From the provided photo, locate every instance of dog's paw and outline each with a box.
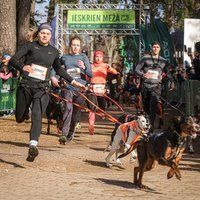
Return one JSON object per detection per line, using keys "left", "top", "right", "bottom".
{"left": 106, "top": 162, "right": 113, "bottom": 168}
{"left": 175, "top": 169, "right": 181, "bottom": 180}
{"left": 57, "top": 128, "right": 62, "bottom": 134}
{"left": 138, "top": 184, "right": 150, "bottom": 190}
{"left": 167, "top": 169, "right": 175, "bottom": 179}
{"left": 116, "top": 158, "right": 122, "bottom": 165}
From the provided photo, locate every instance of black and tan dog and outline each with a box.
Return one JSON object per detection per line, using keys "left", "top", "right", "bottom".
{"left": 46, "top": 88, "right": 63, "bottom": 134}
{"left": 130, "top": 115, "right": 200, "bottom": 189}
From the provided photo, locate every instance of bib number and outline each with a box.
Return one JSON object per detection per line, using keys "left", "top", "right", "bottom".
{"left": 147, "top": 69, "right": 159, "bottom": 80}
{"left": 93, "top": 84, "right": 105, "bottom": 94}
{"left": 28, "top": 64, "right": 47, "bottom": 80}
{"left": 67, "top": 68, "right": 81, "bottom": 79}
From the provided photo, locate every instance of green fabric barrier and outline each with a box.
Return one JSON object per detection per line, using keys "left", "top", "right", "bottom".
{"left": 185, "top": 80, "right": 200, "bottom": 115}
{"left": 0, "top": 78, "right": 18, "bottom": 111}
{"left": 166, "top": 81, "right": 186, "bottom": 104}
{"left": 165, "top": 80, "right": 200, "bottom": 114}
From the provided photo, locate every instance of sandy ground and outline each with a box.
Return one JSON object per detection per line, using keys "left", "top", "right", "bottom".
{"left": 0, "top": 106, "right": 200, "bottom": 200}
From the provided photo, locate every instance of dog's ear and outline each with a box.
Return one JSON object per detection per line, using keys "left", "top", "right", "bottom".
{"left": 136, "top": 110, "right": 145, "bottom": 116}
{"left": 128, "top": 113, "right": 137, "bottom": 121}
{"left": 168, "top": 116, "right": 183, "bottom": 132}
{"left": 136, "top": 111, "right": 140, "bottom": 115}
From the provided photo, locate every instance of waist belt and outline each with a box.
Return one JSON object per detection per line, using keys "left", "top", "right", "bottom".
{"left": 19, "top": 78, "right": 50, "bottom": 89}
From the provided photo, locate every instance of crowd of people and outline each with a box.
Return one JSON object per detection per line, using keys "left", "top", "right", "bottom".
{"left": 177, "top": 44, "right": 200, "bottom": 82}
{"left": 1, "top": 22, "right": 199, "bottom": 161}
{"left": 0, "top": 54, "right": 19, "bottom": 81}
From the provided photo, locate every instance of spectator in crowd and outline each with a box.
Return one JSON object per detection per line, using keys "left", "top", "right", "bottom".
{"left": 192, "top": 43, "right": 200, "bottom": 81}
{"left": 184, "top": 45, "right": 195, "bottom": 79}
{"left": 86, "top": 51, "right": 118, "bottom": 135}
{"left": 106, "top": 63, "right": 120, "bottom": 107}
{"left": 114, "top": 64, "right": 124, "bottom": 104}
{"left": 51, "top": 36, "right": 92, "bottom": 144}
{"left": 124, "top": 71, "right": 141, "bottom": 110}
{"left": 184, "top": 46, "right": 192, "bottom": 70}
{"left": 135, "top": 41, "right": 175, "bottom": 129}
{"left": 0, "top": 54, "right": 13, "bottom": 81}
{"left": 9, "top": 23, "right": 85, "bottom": 162}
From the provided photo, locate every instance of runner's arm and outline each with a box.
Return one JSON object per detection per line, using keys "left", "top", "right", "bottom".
{"left": 9, "top": 43, "right": 30, "bottom": 72}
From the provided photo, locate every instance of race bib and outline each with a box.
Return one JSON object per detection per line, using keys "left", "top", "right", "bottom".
{"left": 147, "top": 69, "right": 159, "bottom": 80}
{"left": 28, "top": 64, "right": 47, "bottom": 80}
{"left": 67, "top": 68, "right": 81, "bottom": 79}
{"left": 112, "top": 79, "right": 117, "bottom": 84}
{"left": 93, "top": 84, "right": 105, "bottom": 94}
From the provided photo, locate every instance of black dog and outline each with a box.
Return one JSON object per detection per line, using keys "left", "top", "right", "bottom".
{"left": 46, "top": 88, "right": 63, "bottom": 134}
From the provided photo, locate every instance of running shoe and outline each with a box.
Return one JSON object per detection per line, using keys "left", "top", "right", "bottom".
{"left": 26, "top": 146, "right": 39, "bottom": 162}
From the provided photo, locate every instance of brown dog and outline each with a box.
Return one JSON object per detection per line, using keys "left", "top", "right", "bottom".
{"left": 132, "top": 115, "right": 200, "bottom": 189}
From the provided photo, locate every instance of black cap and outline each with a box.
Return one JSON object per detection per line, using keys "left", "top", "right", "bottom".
{"left": 38, "top": 23, "right": 52, "bottom": 33}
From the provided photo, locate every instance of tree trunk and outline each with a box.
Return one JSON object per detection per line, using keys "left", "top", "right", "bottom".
{"left": 48, "top": 0, "right": 60, "bottom": 22}
{"left": 17, "top": 0, "right": 33, "bottom": 49}
{"left": 104, "top": 35, "right": 118, "bottom": 66}
{"left": 0, "top": 0, "right": 16, "bottom": 55}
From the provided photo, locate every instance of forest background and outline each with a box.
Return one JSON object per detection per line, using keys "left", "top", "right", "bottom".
{"left": 0, "top": 0, "right": 199, "bottom": 69}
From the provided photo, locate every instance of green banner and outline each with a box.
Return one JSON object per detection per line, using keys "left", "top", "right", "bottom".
{"left": 67, "top": 10, "right": 135, "bottom": 29}
{"left": 140, "top": 19, "right": 175, "bottom": 66}
{"left": 0, "top": 78, "right": 18, "bottom": 111}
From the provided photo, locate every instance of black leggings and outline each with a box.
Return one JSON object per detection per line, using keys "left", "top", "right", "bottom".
{"left": 142, "top": 86, "right": 161, "bottom": 128}
{"left": 86, "top": 93, "right": 106, "bottom": 112}
{"left": 15, "top": 85, "right": 49, "bottom": 141}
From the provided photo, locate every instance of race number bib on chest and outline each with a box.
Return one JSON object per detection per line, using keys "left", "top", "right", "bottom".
{"left": 93, "top": 84, "right": 105, "bottom": 94}
{"left": 147, "top": 69, "right": 159, "bottom": 80}
{"left": 28, "top": 64, "right": 47, "bottom": 80}
{"left": 67, "top": 68, "right": 81, "bottom": 79}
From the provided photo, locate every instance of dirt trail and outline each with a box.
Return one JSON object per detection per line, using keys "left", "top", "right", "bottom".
{"left": 0, "top": 106, "right": 200, "bottom": 200}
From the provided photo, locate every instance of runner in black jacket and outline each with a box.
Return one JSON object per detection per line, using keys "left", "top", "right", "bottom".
{"left": 9, "top": 23, "right": 85, "bottom": 162}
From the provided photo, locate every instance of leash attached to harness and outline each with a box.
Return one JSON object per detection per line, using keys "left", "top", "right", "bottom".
{"left": 86, "top": 90, "right": 125, "bottom": 113}
{"left": 103, "top": 93, "right": 125, "bottom": 112}
{"left": 49, "top": 91, "right": 121, "bottom": 125}
{"left": 78, "top": 91, "right": 121, "bottom": 125}
{"left": 150, "top": 87, "right": 185, "bottom": 116}
{"left": 49, "top": 92, "right": 104, "bottom": 119}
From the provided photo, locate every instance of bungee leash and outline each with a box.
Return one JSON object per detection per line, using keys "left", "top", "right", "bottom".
{"left": 49, "top": 92, "right": 104, "bottom": 119}
{"left": 78, "top": 91, "right": 121, "bottom": 124}
{"left": 48, "top": 89, "right": 121, "bottom": 125}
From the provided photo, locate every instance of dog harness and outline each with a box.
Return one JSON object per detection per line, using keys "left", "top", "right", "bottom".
{"left": 120, "top": 121, "right": 144, "bottom": 146}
